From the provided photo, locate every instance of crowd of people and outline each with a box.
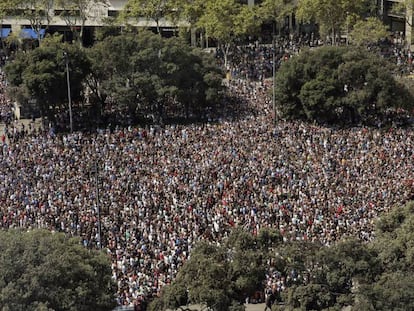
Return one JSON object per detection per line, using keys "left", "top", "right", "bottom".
{"left": 0, "top": 34, "right": 413, "bottom": 309}
{"left": 222, "top": 31, "right": 414, "bottom": 83}
{"left": 0, "top": 78, "right": 412, "bottom": 308}
{"left": 222, "top": 33, "right": 320, "bottom": 82}
{"left": 0, "top": 68, "right": 14, "bottom": 125}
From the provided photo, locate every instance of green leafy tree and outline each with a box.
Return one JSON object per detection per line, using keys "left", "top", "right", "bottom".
{"left": 0, "top": 0, "right": 19, "bottom": 49}
{"left": 0, "top": 229, "right": 116, "bottom": 311}
{"left": 280, "top": 239, "right": 380, "bottom": 310}
{"left": 87, "top": 31, "right": 223, "bottom": 123}
{"left": 197, "top": 0, "right": 259, "bottom": 68}
{"left": 122, "top": 0, "right": 171, "bottom": 34}
{"left": 274, "top": 46, "right": 345, "bottom": 122}
{"left": 296, "top": 0, "right": 371, "bottom": 44}
{"left": 15, "top": 0, "right": 54, "bottom": 45}
{"left": 348, "top": 17, "right": 389, "bottom": 46}
{"left": 234, "top": 4, "right": 261, "bottom": 40}
{"left": 160, "top": 36, "right": 224, "bottom": 119}
{"left": 354, "top": 202, "right": 414, "bottom": 311}
{"left": 274, "top": 46, "right": 414, "bottom": 124}
{"left": 87, "top": 32, "right": 166, "bottom": 122}
{"left": 94, "top": 17, "right": 123, "bottom": 41}
{"left": 258, "top": 0, "right": 297, "bottom": 36}
{"left": 192, "top": 48, "right": 224, "bottom": 108}
{"left": 54, "top": 0, "right": 109, "bottom": 46}
{"left": 339, "top": 47, "right": 413, "bottom": 121}
{"left": 168, "top": 0, "right": 207, "bottom": 46}
{"left": 4, "top": 38, "right": 91, "bottom": 124}
{"left": 299, "top": 75, "right": 341, "bottom": 122}
{"left": 151, "top": 228, "right": 281, "bottom": 311}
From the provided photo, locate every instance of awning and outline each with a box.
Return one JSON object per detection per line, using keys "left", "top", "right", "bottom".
{"left": 0, "top": 28, "right": 11, "bottom": 38}
{"left": 20, "top": 29, "right": 46, "bottom": 39}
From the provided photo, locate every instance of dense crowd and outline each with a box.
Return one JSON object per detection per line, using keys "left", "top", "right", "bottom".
{"left": 0, "top": 68, "right": 14, "bottom": 125}
{"left": 222, "top": 34, "right": 320, "bottom": 82}
{"left": 0, "top": 34, "right": 413, "bottom": 309}
{"left": 0, "top": 78, "right": 413, "bottom": 308}
{"left": 222, "top": 32, "right": 414, "bottom": 83}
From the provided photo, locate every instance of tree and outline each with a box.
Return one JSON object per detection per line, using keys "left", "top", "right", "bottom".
{"left": 274, "top": 46, "right": 345, "bottom": 122}
{"left": 122, "top": 0, "right": 171, "bottom": 34}
{"left": 348, "top": 17, "right": 389, "bottom": 46}
{"left": 168, "top": 0, "right": 207, "bottom": 46}
{"left": 4, "top": 38, "right": 91, "bottom": 126}
{"left": 233, "top": 4, "right": 261, "bottom": 41}
{"left": 281, "top": 202, "right": 414, "bottom": 311}
{"left": 54, "top": 0, "right": 109, "bottom": 46}
{"left": 87, "top": 31, "right": 166, "bottom": 123}
{"left": 15, "top": 0, "right": 54, "bottom": 45}
{"left": 197, "top": 0, "right": 259, "bottom": 68}
{"left": 87, "top": 31, "right": 223, "bottom": 124}
{"left": 298, "top": 75, "right": 341, "bottom": 122}
{"left": 160, "top": 36, "right": 224, "bottom": 119}
{"left": 296, "top": 0, "right": 371, "bottom": 44}
{"left": 0, "top": 229, "right": 116, "bottom": 311}
{"left": 271, "top": 238, "right": 380, "bottom": 311}
{"left": 0, "top": 0, "right": 18, "bottom": 50}
{"left": 355, "top": 202, "right": 414, "bottom": 311}
{"left": 150, "top": 228, "right": 281, "bottom": 311}
{"left": 258, "top": 0, "right": 297, "bottom": 36}
{"left": 274, "top": 46, "right": 414, "bottom": 124}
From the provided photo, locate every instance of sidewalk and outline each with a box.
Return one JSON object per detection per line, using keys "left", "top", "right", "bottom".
{"left": 0, "top": 117, "right": 43, "bottom": 138}
{"left": 167, "top": 303, "right": 266, "bottom": 311}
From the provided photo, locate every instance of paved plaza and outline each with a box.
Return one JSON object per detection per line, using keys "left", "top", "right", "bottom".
{"left": 168, "top": 304, "right": 266, "bottom": 311}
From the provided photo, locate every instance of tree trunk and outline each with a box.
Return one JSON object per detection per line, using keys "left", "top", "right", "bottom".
{"left": 80, "top": 19, "right": 86, "bottom": 47}
{"left": 221, "top": 42, "right": 231, "bottom": 69}
{"left": 190, "top": 27, "right": 196, "bottom": 47}
{"left": 156, "top": 20, "right": 161, "bottom": 35}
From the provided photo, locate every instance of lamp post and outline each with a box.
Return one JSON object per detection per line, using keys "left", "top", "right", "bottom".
{"left": 63, "top": 51, "right": 73, "bottom": 133}
{"left": 345, "top": 12, "right": 349, "bottom": 45}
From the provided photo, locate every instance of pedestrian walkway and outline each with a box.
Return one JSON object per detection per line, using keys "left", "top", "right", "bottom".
{"left": 0, "top": 117, "right": 42, "bottom": 139}
{"left": 166, "top": 303, "right": 266, "bottom": 311}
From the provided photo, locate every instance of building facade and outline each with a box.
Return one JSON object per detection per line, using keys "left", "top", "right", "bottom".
{"left": 381, "top": 0, "right": 413, "bottom": 47}
{"left": 0, "top": 0, "right": 413, "bottom": 48}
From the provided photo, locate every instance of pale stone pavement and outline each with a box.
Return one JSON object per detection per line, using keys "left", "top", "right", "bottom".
{"left": 168, "top": 303, "right": 267, "bottom": 311}
{"left": 0, "top": 117, "right": 43, "bottom": 139}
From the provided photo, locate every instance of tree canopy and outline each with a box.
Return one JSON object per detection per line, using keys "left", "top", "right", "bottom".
{"left": 348, "top": 17, "right": 389, "bottom": 46}
{"left": 15, "top": 0, "right": 54, "bottom": 45}
{"left": 149, "top": 228, "right": 282, "bottom": 311}
{"left": 54, "top": 0, "right": 109, "bottom": 46}
{"left": 0, "top": 229, "right": 116, "bottom": 311}
{"left": 4, "top": 36, "right": 91, "bottom": 124}
{"left": 87, "top": 31, "right": 224, "bottom": 124}
{"left": 3, "top": 31, "right": 223, "bottom": 129}
{"left": 122, "top": 0, "right": 171, "bottom": 34}
{"left": 258, "top": 0, "right": 297, "bottom": 35}
{"left": 296, "top": 0, "right": 374, "bottom": 44}
{"left": 274, "top": 45, "right": 414, "bottom": 125}
{"left": 197, "top": 0, "right": 259, "bottom": 67}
